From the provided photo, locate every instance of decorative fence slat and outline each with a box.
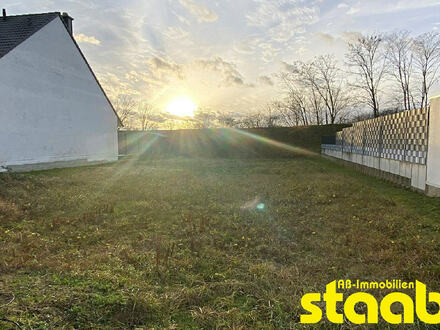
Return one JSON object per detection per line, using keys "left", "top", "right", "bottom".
{"left": 326, "top": 108, "right": 429, "bottom": 165}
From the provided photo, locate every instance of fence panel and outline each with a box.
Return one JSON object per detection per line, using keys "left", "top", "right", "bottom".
{"left": 381, "top": 111, "right": 407, "bottom": 161}
{"left": 363, "top": 117, "right": 382, "bottom": 157}
{"left": 405, "top": 107, "right": 429, "bottom": 164}
{"left": 334, "top": 108, "right": 429, "bottom": 165}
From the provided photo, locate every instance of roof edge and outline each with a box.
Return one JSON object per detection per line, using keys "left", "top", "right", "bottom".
{"left": 54, "top": 15, "right": 123, "bottom": 127}
{"left": 1, "top": 11, "right": 61, "bottom": 18}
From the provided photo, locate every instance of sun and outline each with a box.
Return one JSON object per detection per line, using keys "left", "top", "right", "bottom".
{"left": 166, "top": 97, "right": 197, "bottom": 117}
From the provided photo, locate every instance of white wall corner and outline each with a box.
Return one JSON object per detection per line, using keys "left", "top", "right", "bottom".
{"left": 427, "top": 96, "right": 440, "bottom": 188}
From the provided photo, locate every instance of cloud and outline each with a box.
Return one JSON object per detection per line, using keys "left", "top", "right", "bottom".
{"left": 258, "top": 41, "right": 281, "bottom": 63}
{"left": 194, "top": 57, "right": 252, "bottom": 87}
{"left": 258, "top": 75, "right": 274, "bottom": 86}
{"left": 280, "top": 61, "right": 295, "bottom": 72}
{"left": 233, "top": 35, "right": 282, "bottom": 62}
{"left": 59, "top": 0, "right": 439, "bottom": 116}
{"left": 74, "top": 33, "right": 101, "bottom": 45}
{"left": 98, "top": 72, "right": 138, "bottom": 99}
{"left": 148, "top": 56, "right": 185, "bottom": 80}
{"left": 246, "top": 0, "right": 320, "bottom": 42}
{"left": 341, "top": 0, "right": 440, "bottom": 16}
{"left": 341, "top": 31, "right": 363, "bottom": 42}
{"left": 233, "top": 36, "right": 261, "bottom": 55}
{"left": 178, "top": 0, "right": 218, "bottom": 22}
{"left": 316, "top": 32, "right": 335, "bottom": 45}
{"left": 162, "top": 26, "right": 190, "bottom": 40}
{"left": 347, "top": 7, "right": 360, "bottom": 15}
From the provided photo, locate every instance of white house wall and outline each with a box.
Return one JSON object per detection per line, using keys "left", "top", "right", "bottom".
{"left": 427, "top": 96, "right": 440, "bottom": 191}
{"left": 0, "top": 17, "right": 118, "bottom": 169}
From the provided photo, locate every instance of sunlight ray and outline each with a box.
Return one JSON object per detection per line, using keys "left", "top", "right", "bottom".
{"left": 227, "top": 128, "right": 316, "bottom": 156}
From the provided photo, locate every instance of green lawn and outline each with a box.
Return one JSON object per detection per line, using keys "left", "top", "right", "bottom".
{"left": 1, "top": 156, "right": 440, "bottom": 328}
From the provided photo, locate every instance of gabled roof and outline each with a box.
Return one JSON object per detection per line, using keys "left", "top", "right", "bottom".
{"left": 0, "top": 12, "right": 59, "bottom": 59}
{"left": 0, "top": 11, "right": 123, "bottom": 126}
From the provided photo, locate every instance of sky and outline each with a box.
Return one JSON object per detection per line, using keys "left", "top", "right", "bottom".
{"left": 5, "top": 0, "right": 440, "bottom": 114}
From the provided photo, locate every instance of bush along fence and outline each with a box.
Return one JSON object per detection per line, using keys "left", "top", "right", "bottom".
{"left": 118, "top": 125, "right": 348, "bottom": 158}
{"left": 322, "top": 95, "right": 440, "bottom": 197}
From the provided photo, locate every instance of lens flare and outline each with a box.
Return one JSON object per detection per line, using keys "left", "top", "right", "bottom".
{"left": 256, "top": 203, "right": 265, "bottom": 210}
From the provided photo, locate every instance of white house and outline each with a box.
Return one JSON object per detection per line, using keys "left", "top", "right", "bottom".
{"left": 0, "top": 10, "right": 121, "bottom": 172}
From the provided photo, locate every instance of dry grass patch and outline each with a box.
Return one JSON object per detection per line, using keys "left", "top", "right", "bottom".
{"left": 0, "top": 157, "right": 439, "bottom": 328}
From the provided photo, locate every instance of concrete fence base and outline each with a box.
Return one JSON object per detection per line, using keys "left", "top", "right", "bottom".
{"left": 426, "top": 184, "right": 440, "bottom": 197}
{"left": 322, "top": 148, "right": 429, "bottom": 194}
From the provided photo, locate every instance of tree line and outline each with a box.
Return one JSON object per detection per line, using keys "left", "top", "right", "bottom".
{"left": 114, "top": 31, "right": 440, "bottom": 130}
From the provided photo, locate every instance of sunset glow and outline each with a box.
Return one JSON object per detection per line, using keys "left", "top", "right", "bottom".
{"left": 166, "top": 97, "right": 197, "bottom": 117}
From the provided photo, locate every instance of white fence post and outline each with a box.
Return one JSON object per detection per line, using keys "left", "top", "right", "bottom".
{"left": 427, "top": 95, "right": 440, "bottom": 196}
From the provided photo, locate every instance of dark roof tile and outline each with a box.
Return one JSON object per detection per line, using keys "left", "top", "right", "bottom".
{"left": 0, "top": 12, "right": 59, "bottom": 58}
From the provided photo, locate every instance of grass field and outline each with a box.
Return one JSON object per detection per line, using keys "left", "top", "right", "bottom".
{"left": 1, "top": 155, "right": 440, "bottom": 328}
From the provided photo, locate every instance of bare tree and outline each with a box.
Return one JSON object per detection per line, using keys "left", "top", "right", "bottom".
{"left": 287, "top": 89, "right": 310, "bottom": 125}
{"left": 163, "top": 119, "right": 176, "bottom": 130}
{"left": 113, "top": 94, "right": 136, "bottom": 127}
{"left": 278, "top": 72, "right": 313, "bottom": 126}
{"left": 282, "top": 65, "right": 320, "bottom": 124}
{"left": 412, "top": 31, "right": 440, "bottom": 109}
{"left": 263, "top": 102, "right": 281, "bottom": 127}
{"left": 346, "top": 34, "right": 387, "bottom": 117}
{"left": 217, "top": 112, "right": 238, "bottom": 128}
{"left": 307, "top": 86, "right": 326, "bottom": 125}
{"left": 266, "top": 101, "right": 291, "bottom": 127}
{"left": 235, "top": 103, "right": 282, "bottom": 128}
{"left": 275, "top": 100, "right": 300, "bottom": 127}
{"left": 386, "top": 31, "right": 417, "bottom": 110}
{"left": 311, "top": 55, "right": 351, "bottom": 123}
{"left": 194, "top": 107, "right": 218, "bottom": 128}
{"left": 137, "top": 102, "right": 159, "bottom": 130}
{"left": 279, "top": 56, "right": 349, "bottom": 125}
{"left": 236, "top": 112, "right": 267, "bottom": 128}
